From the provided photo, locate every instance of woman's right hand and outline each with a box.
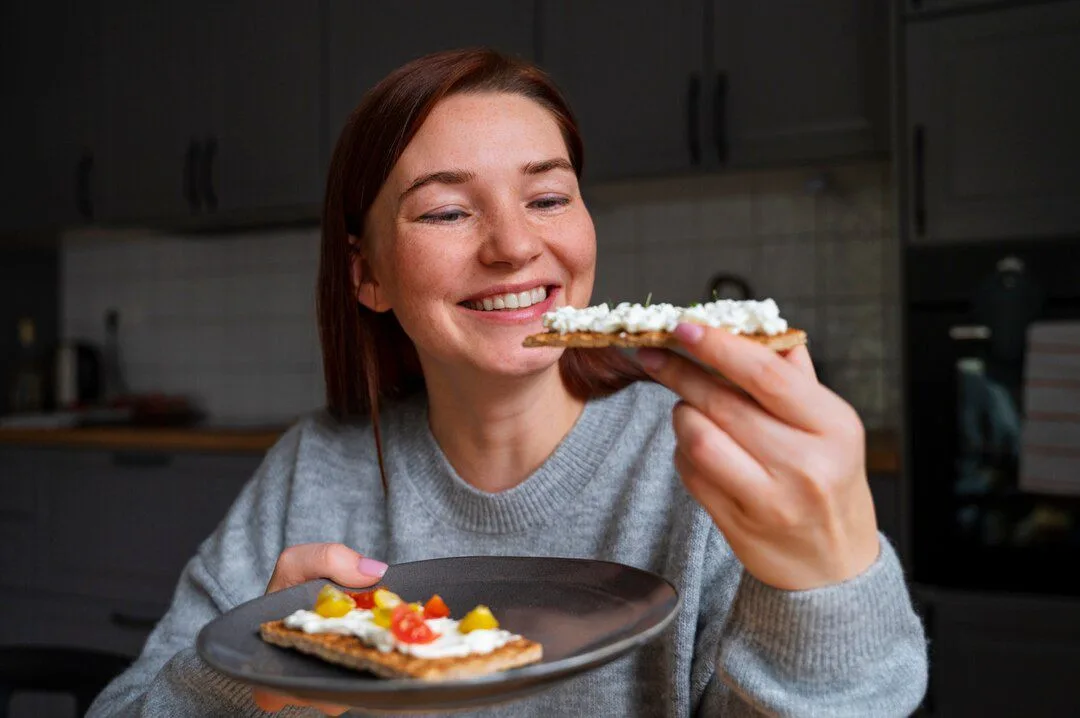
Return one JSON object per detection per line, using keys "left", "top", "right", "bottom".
{"left": 252, "top": 543, "right": 389, "bottom": 715}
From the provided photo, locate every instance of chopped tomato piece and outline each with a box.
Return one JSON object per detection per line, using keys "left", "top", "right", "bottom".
{"left": 346, "top": 590, "right": 376, "bottom": 610}
{"left": 423, "top": 594, "right": 450, "bottom": 619}
{"left": 390, "top": 603, "right": 439, "bottom": 644}
{"left": 459, "top": 605, "right": 499, "bottom": 633}
{"left": 314, "top": 584, "right": 355, "bottom": 618}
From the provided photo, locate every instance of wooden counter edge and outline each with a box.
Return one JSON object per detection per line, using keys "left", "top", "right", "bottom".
{"left": 0, "top": 426, "right": 286, "bottom": 453}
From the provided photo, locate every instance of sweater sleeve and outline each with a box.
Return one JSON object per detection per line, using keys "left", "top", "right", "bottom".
{"left": 85, "top": 423, "right": 319, "bottom": 718}
{"left": 695, "top": 534, "right": 929, "bottom": 717}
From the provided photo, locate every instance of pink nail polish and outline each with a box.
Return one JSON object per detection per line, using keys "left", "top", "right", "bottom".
{"left": 358, "top": 557, "right": 388, "bottom": 578}
{"left": 674, "top": 322, "right": 704, "bottom": 343}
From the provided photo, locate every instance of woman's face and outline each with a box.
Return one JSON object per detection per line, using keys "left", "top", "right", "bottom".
{"left": 359, "top": 92, "right": 596, "bottom": 379}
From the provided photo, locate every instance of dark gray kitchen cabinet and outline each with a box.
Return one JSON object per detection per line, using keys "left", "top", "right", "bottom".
{"left": 539, "top": 1, "right": 704, "bottom": 183}
{"left": 96, "top": 1, "right": 202, "bottom": 224}
{"left": 96, "top": 1, "right": 321, "bottom": 225}
{"left": 322, "top": 0, "right": 536, "bottom": 171}
{"left": 0, "top": 447, "right": 259, "bottom": 659}
{"left": 918, "top": 588, "right": 1080, "bottom": 716}
{"left": 904, "top": 2, "right": 1080, "bottom": 243}
{"left": 711, "top": 0, "right": 889, "bottom": 168}
{"left": 204, "top": 2, "right": 322, "bottom": 216}
{"left": 0, "top": 1, "right": 100, "bottom": 233}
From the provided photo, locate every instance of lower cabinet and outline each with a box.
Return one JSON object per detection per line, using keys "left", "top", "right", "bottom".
{"left": 0, "top": 447, "right": 260, "bottom": 659}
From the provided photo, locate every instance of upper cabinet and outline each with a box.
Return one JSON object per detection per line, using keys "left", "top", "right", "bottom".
{"left": 323, "top": 0, "right": 537, "bottom": 170}
{"left": 904, "top": 2, "right": 1080, "bottom": 243}
{"left": 0, "top": 1, "right": 100, "bottom": 232}
{"left": 539, "top": 1, "right": 704, "bottom": 184}
{"left": 537, "top": 0, "right": 888, "bottom": 183}
{"left": 2, "top": 0, "right": 891, "bottom": 234}
{"left": 711, "top": 0, "right": 889, "bottom": 168}
{"left": 95, "top": 1, "right": 322, "bottom": 225}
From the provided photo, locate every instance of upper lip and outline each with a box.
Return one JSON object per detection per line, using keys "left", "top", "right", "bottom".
{"left": 460, "top": 280, "right": 558, "bottom": 304}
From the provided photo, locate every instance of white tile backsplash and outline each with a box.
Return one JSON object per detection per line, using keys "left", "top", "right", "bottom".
{"left": 59, "top": 160, "right": 899, "bottom": 428}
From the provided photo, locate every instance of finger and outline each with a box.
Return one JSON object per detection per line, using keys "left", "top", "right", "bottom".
{"left": 642, "top": 346, "right": 811, "bottom": 463}
{"left": 266, "top": 542, "right": 388, "bottom": 594}
{"left": 672, "top": 402, "right": 773, "bottom": 513}
{"left": 667, "top": 323, "right": 839, "bottom": 432}
{"left": 783, "top": 344, "right": 817, "bottom": 381}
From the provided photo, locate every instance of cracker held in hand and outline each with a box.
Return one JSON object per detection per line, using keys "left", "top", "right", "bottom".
{"left": 259, "top": 585, "right": 543, "bottom": 681}
{"left": 523, "top": 298, "right": 807, "bottom": 351}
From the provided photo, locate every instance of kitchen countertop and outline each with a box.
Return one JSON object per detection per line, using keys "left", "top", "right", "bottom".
{"left": 0, "top": 425, "right": 903, "bottom": 473}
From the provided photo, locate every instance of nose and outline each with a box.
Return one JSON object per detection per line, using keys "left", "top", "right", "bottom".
{"left": 477, "top": 204, "right": 542, "bottom": 269}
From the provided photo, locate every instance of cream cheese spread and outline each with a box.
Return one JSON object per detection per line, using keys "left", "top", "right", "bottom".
{"left": 541, "top": 299, "right": 788, "bottom": 335}
{"left": 283, "top": 608, "right": 519, "bottom": 659}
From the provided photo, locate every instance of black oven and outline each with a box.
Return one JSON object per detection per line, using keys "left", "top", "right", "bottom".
{"left": 906, "top": 238, "right": 1080, "bottom": 597}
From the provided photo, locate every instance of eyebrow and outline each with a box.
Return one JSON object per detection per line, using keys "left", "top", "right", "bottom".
{"left": 399, "top": 158, "right": 575, "bottom": 202}
{"left": 400, "top": 169, "right": 477, "bottom": 201}
{"left": 521, "top": 158, "right": 575, "bottom": 175}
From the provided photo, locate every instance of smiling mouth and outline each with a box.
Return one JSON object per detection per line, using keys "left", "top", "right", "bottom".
{"left": 460, "top": 286, "right": 554, "bottom": 312}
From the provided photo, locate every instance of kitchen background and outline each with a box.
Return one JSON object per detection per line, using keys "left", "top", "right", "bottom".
{"left": 3, "top": 1, "right": 1080, "bottom": 716}
{"left": 56, "top": 161, "right": 896, "bottom": 428}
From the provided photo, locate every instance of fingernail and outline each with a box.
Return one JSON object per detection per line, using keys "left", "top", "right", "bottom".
{"left": 636, "top": 348, "right": 667, "bottom": 372}
{"left": 358, "top": 557, "right": 388, "bottom": 578}
{"left": 674, "top": 322, "right": 704, "bottom": 344}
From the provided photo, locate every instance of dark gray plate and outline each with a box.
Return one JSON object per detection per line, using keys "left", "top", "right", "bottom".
{"left": 196, "top": 555, "right": 679, "bottom": 712}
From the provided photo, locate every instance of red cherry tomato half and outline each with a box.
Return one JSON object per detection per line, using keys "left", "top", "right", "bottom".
{"left": 423, "top": 594, "right": 450, "bottom": 619}
{"left": 390, "top": 603, "right": 439, "bottom": 644}
{"left": 347, "top": 590, "right": 376, "bottom": 610}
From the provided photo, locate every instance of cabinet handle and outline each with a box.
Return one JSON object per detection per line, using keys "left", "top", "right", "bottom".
{"left": 76, "top": 151, "right": 94, "bottom": 220}
{"left": 713, "top": 72, "right": 729, "bottom": 164}
{"left": 110, "top": 612, "right": 163, "bottom": 631}
{"left": 913, "top": 124, "right": 926, "bottom": 236}
{"left": 183, "top": 139, "right": 201, "bottom": 213}
{"left": 687, "top": 73, "right": 701, "bottom": 165}
{"left": 200, "top": 135, "right": 219, "bottom": 212}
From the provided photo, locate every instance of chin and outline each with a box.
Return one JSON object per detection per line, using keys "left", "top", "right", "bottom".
{"left": 479, "top": 347, "right": 563, "bottom": 379}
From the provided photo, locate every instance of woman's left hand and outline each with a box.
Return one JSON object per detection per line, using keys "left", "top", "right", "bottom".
{"left": 637, "top": 323, "right": 880, "bottom": 591}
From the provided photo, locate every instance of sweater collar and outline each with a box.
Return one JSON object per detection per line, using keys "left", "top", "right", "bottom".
{"left": 386, "top": 386, "right": 638, "bottom": 534}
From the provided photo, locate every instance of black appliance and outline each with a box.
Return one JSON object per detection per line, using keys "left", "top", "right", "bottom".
{"left": 906, "top": 238, "right": 1080, "bottom": 597}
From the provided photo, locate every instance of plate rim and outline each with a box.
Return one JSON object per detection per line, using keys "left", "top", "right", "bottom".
{"left": 195, "top": 554, "right": 682, "bottom": 696}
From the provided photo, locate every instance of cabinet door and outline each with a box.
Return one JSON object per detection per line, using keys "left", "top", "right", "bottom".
{"left": 323, "top": 0, "right": 536, "bottom": 172}
{"left": 711, "top": 0, "right": 888, "bottom": 168}
{"left": 40, "top": 450, "right": 258, "bottom": 603}
{"left": 0, "top": 1, "right": 99, "bottom": 232}
{"left": 539, "top": 0, "right": 704, "bottom": 183}
{"left": 205, "top": 2, "right": 322, "bottom": 215}
{"left": 96, "top": 1, "right": 200, "bottom": 223}
{"left": 905, "top": 3, "right": 1080, "bottom": 243}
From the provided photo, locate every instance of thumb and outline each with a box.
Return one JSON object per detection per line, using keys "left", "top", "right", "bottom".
{"left": 266, "top": 542, "right": 388, "bottom": 594}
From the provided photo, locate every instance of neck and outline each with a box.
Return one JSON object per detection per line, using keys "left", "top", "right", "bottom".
{"left": 423, "top": 361, "right": 585, "bottom": 493}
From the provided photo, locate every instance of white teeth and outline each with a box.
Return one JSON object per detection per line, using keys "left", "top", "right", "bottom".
{"left": 467, "top": 286, "right": 551, "bottom": 312}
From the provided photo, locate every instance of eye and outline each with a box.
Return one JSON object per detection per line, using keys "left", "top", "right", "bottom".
{"left": 418, "top": 209, "right": 470, "bottom": 224}
{"left": 529, "top": 195, "right": 571, "bottom": 211}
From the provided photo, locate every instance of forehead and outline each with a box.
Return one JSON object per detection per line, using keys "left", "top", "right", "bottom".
{"left": 393, "top": 92, "right": 568, "bottom": 177}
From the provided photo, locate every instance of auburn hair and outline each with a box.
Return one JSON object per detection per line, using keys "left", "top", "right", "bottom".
{"left": 317, "top": 48, "right": 647, "bottom": 487}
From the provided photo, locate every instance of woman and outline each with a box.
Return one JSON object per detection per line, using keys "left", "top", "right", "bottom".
{"left": 89, "top": 49, "right": 927, "bottom": 717}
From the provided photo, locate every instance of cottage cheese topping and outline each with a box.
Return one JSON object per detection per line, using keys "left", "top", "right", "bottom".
{"left": 283, "top": 609, "right": 518, "bottom": 659}
{"left": 541, "top": 299, "right": 788, "bottom": 336}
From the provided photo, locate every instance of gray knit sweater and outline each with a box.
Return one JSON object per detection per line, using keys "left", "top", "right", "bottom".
{"left": 88, "top": 381, "right": 927, "bottom": 717}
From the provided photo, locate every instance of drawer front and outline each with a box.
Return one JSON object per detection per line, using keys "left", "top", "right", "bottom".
{"left": 0, "top": 587, "right": 165, "bottom": 658}
{"left": 39, "top": 450, "right": 259, "bottom": 602}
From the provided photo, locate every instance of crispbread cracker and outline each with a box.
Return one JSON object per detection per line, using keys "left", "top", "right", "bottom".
{"left": 523, "top": 327, "right": 807, "bottom": 351}
{"left": 259, "top": 620, "right": 543, "bottom": 681}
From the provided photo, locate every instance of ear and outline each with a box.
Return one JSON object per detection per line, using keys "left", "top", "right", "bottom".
{"left": 349, "top": 235, "right": 393, "bottom": 313}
